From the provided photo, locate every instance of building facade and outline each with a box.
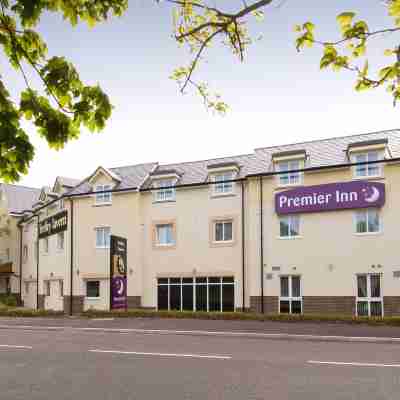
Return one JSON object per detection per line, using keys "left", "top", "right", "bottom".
{"left": 1, "top": 130, "right": 400, "bottom": 316}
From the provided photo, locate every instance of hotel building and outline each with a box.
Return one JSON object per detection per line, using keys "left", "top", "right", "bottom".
{"left": 1, "top": 129, "right": 399, "bottom": 316}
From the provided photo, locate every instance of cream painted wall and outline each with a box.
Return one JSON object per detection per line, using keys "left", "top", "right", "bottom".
{"left": 247, "top": 163, "right": 400, "bottom": 300}
{"left": 72, "top": 173, "right": 142, "bottom": 311}
{"left": 140, "top": 183, "right": 244, "bottom": 309}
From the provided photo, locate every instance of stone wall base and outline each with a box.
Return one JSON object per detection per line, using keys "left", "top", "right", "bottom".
{"left": 303, "top": 296, "right": 356, "bottom": 315}
{"left": 127, "top": 296, "right": 141, "bottom": 309}
{"left": 250, "top": 296, "right": 279, "bottom": 314}
{"left": 63, "top": 296, "right": 84, "bottom": 314}
{"left": 37, "top": 295, "right": 45, "bottom": 310}
{"left": 384, "top": 297, "right": 400, "bottom": 316}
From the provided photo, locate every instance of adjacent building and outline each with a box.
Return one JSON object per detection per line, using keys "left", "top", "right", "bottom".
{"left": 1, "top": 130, "right": 399, "bottom": 316}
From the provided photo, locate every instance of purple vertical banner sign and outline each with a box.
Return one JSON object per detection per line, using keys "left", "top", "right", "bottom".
{"left": 110, "top": 235, "right": 128, "bottom": 310}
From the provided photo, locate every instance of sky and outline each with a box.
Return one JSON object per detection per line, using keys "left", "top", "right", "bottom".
{"left": 3, "top": 0, "right": 400, "bottom": 188}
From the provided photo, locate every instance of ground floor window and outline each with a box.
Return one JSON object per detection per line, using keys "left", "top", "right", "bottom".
{"left": 279, "top": 275, "right": 302, "bottom": 314}
{"left": 356, "top": 274, "right": 383, "bottom": 317}
{"left": 157, "top": 276, "right": 235, "bottom": 312}
{"left": 86, "top": 281, "right": 100, "bottom": 298}
{"left": 44, "top": 280, "right": 50, "bottom": 296}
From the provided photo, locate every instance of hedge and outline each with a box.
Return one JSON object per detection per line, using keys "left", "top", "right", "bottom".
{"left": 1, "top": 307, "right": 400, "bottom": 326}
{"left": 80, "top": 309, "right": 400, "bottom": 326}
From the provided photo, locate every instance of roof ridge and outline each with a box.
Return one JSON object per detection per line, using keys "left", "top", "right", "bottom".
{"left": 254, "top": 129, "right": 400, "bottom": 152}
{"left": 109, "top": 161, "right": 158, "bottom": 171}
{"left": 1, "top": 183, "right": 41, "bottom": 191}
{"left": 155, "top": 152, "right": 256, "bottom": 169}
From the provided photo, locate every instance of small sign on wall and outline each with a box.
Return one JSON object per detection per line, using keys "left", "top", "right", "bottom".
{"left": 38, "top": 210, "right": 68, "bottom": 239}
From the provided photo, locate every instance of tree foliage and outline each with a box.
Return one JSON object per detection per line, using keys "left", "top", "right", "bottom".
{"left": 1, "top": 0, "right": 400, "bottom": 182}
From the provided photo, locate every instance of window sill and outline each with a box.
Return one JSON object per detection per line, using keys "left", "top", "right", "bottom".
{"left": 352, "top": 175, "right": 384, "bottom": 181}
{"left": 210, "top": 240, "right": 235, "bottom": 248}
{"left": 93, "top": 203, "right": 112, "bottom": 207}
{"left": 354, "top": 232, "right": 382, "bottom": 237}
{"left": 96, "top": 246, "right": 110, "bottom": 249}
{"left": 86, "top": 297, "right": 101, "bottom": 300}
{"left": 275, "top": 183, "right": 303, "bottom": 190}
{"left": 277, "top": 236, "right": 302, "bottom": 240}
{"left": 210, "top": 193, "right": 236, "bottom": 199}
{"left": 153, "top": 200, "right": 176, "bottom": 204}
{"left": 153, "top": 243, "right": 176, "bottom": 250}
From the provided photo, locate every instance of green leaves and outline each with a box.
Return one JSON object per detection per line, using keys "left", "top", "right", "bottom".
{"left": 0, "top": 1, "right": 118, "bottom": 181}
{"left": 337, "top": 12, "right": 355, "bottom": 33}
{"left": 0, "top": 80, "right": 34, "bottom": 182}
{"left": 295, "top": 22, "right": 315, "bottom": 51}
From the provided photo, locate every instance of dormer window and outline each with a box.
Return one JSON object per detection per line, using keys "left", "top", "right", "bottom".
{"left": 276, "top": 159, "right": 302, "bottom": 186}
{"left": 154, "top": 179, "right": 176, "bottom": 202}
{"left": 95, "top": 184, "right": 112, "bottom": 205}
{"left": 213, "top": 171, "right": 234, "bottom": 195}
{"left": 273, "top": 150, "right": 306, "bottom": 187}
{"left": 353, "top": 151, "right": 382, "bottom": 178}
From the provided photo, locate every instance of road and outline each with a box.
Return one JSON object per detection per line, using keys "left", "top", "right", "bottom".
{"left": 0, "top": 318, "right": 399, "bottom": 400}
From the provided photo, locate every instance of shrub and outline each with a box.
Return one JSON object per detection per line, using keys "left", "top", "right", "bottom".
{"left": 0, "top": 294, "right": 18, "bottom": 307}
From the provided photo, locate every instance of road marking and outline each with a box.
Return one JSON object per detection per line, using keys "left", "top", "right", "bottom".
{"left": 308, "top": 360, "right": 400, "bottom": 368}
{"left": 1, "top": 324, "right": 400, "bottom": 343}
{"left": 89, "top": 350, "right": 232, "bottom": 360}
{"left": 0, "top": 345, "right": 32, "bottom": 349}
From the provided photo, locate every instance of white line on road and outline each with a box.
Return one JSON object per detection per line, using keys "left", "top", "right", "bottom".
{"left": 0, "top": 345, "right": 32, "bottom": 349}
{"left": 89, "top": 350, "right": 232, "bottom": 360}
{"left": 1, "top": 324, "right": 400, "bottom": 343}
{"left": 308, "top": 360, "right": 400, "bottom": 368}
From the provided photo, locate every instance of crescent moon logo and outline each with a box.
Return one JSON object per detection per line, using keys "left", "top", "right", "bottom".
{"left": 116, "top": 279, "right": 124, "bottom": 296}
{"left": 363, "top": 186, "right": 380, "bottom": 203}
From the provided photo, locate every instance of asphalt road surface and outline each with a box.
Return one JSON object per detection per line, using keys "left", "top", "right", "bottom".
{"left": 1, "top": 318, "right": 400, "bottom": 400}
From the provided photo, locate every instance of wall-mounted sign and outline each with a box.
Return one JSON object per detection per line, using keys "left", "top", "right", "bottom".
{"left": 276, "top": 181, "right": 385, "bottom": 215}
{"left": 38, "top": 210, "right": 68, "bottom": 239}
{"left": 110, "top": 235, "right": 128, "bottom": 310}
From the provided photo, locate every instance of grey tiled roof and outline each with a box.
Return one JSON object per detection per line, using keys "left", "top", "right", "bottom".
{"left": 60, "top": 129, "right": 400, "bottom": 195}
{"left": 57, "top": 177, "right": 81, "bottom": 188}
{"left": 254, "top": 129, "right": 400, "bottom": 172}
{"left": 141, "top": 153, "right": 263, "bottom": 189}
{"left": 1, "top": 184, "right": 41, "bottom": 214}
{"left": 67, "top": 162, "right": 158, "bottom": 195}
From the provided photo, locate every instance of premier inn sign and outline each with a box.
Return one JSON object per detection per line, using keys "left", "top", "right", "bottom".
{"left": 38, "top": 210, "right": 68, "bottom": 239}
{"left": 275, "top": 181, "right": 385, "bottom": 215}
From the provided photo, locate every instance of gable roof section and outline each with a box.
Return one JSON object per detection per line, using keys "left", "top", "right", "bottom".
{"left": 67, "top": 162, "right": 158, "bottom": 196}
{"left": 0, "top": 184, "right": 41, "bottom": 214}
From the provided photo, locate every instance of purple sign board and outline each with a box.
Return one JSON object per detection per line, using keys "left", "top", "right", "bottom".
{"left": 276, "top": 181, "right": 385, "bottom": 215}
{"left": 110, "top": 235, "right": 128, "bottom": 310}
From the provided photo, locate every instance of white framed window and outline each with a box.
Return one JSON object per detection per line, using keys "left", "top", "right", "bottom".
{"left": 154, "top": 179, "right": 176, "bottom": 202}
{"left": 214, "top": 220, "right": 233, "bottom": 242}
{"left": 157, "top": 276, "right": 235, "bottom": 312}
{"left": 45, "top": 281, "right": 50, "bottom": 297}
{"left": 155, "top": 224, "right": 175, "bottom": 246}
{"left": 353, "top": 151, "right": 382, "bottom": 178}
{"left": 95, "top": 184, "right": 112, "bottom": 204}
{"left": 279, "top": 215, "right": 300, "bottom": 238}
{"left": 355, "top": 209, "right": 380, "bottom": 234}
{"left": 279, "top": 275, "right": 302, "bottom": 314}
{"left": 86, "top": 280, "right": 100, "bottom": 298}
{"left": 276, "top": 160, "right": 302, "bottom": 186}
{"left": 57, "top": 232, "right": 65, "bottom": 250}
{"left": 212, "top": 172, "right": 234, "bottom": 195}
{"left": 43, "top": 237, "right": 49, "bottom": 254}
{"left": 356, "top": 274, "right": 383, "bottom": 317}
{"left": 95, "top": 227, "right": 111, "bottom": 248}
